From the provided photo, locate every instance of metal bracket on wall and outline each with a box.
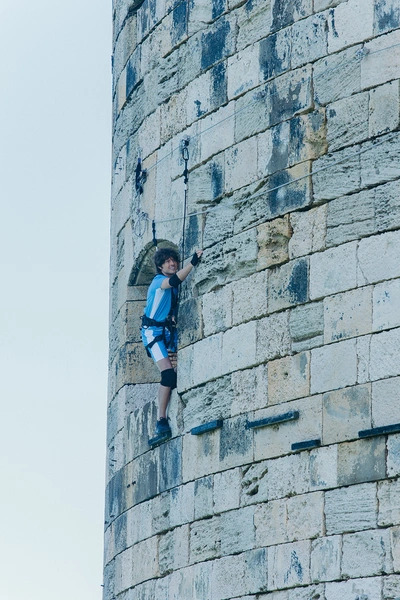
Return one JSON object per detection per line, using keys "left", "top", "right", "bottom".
{"left": 359, "top": 423, "right": 400, "bottom": 438}
{"left": 191, "top": 420, "right": 223, "bottom": 435}
{"left": 291, "top": 439, "right": 321, "bottom": 452}
{"left": 246, "top": 410, "right": 300, "bottom": 430}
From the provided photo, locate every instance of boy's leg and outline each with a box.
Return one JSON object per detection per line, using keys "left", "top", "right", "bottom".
{"left": 156, "top": 357, "right": 173, "bottom": 419}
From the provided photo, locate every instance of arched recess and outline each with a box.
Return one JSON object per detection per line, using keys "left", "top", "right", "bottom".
{"left": 128, "top": 239, "right": 179, "bottom": 288}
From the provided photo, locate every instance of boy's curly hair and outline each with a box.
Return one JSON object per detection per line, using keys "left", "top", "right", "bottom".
{"left": 154, "top": 248, "right": 180, "bottom": 273}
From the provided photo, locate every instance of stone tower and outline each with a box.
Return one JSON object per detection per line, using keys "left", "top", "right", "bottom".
{"left": 105, "top": 0, "right": 400, "bottom": 598}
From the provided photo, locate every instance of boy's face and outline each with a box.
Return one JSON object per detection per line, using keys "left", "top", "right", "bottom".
{"left": 161, "top": 256, "right": 178, "bottom": 275}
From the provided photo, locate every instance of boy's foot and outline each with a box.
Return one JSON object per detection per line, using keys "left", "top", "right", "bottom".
{"left": 155, "top": 417, "right": 171, "bottom": 436}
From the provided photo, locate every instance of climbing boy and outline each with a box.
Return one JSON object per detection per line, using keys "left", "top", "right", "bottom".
{"left": 141, "top": 247, "right": 203, "bottom": 438}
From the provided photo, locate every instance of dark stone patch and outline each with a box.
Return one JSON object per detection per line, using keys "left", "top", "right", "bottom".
{"left": 211, "top": 160, "right": 224, "bottom": 199}
{"left": 194, "top": 99, "right": 205, "bottom": 118}
{"left": 158, "top": 437, "right": 182, "bottom": 492}
{"left": 134, "top": 452, "right": 159, "bottom": 504}
{"left": 219, "top": 415, "right": 252, "bottom": 462}
{"left": 201, "top": 18, "right": 230, "bottom": 71}
{"left": 271, "top": 0, "right": 307, "bottom": 31}
{"left": 287, "top": 258, "right": 308, "bottom": 305}
{"left": 259, "top": 31, "right": 291, "bottom": 81}
{"left": 114, "top": 512, "right": 127, "bottom": 554}
{"left": 212, "top": 0, "right": 226, "bottom": 20}
{"left": 374, "top": 0, "right": 400, "bottom": 33}
{"left": 269, "top": 80, "right": 304, "bottom": 127}
{"left": 184, "top": 212, "right": 202, "bottom": 258}
{"left": 288, "top": 117, "right": 305, "bottom": 165}
{"left": 268, "top": 123, "right": 290, "bottom": 174}
{"left": 178, "top": 298, "right": 202, "bottom": 346}
{"left": 246, "top": 0, "right": 255, "bottom": 12}
{"left": 126, "top": 57, "right": 138, "bottom": 99}
{"left": 172, "top": 0, "right": 187, "bottom": 46}
{"left": 268, "top": 170, "right": 309, "bottom": 216}
{"left": 105, "top": 467, "right": 125, "bottom": 523}
{"left": 210, "top": 61, "right": 227, "bottom": 108}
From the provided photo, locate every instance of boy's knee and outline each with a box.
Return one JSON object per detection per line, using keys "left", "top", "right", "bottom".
{"left": 160, "top": 368, "right": 177, "bottom": 390}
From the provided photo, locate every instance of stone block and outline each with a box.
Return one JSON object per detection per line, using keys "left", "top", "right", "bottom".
{"left": 189, "top": 155, "right": 226, "bottom": 211}
{"left": 378, "top": 479, "right": 400, "bottom": 527}
{"left": 391, "top": 527, "right": 400, "bottom": 572}
{"left": 289, "top": 205, "right": 326, "bottom": 260}
{"left": 257, "top": 310, "right": 291, "bottom": 362}
{"left": 269, "top": 66, "right": 313, "bottom": 128}
{"left": 324, "top": 286, "right": 373, "bottom": 343}
{"left": 291, "top": 13, "right": 328, "bottom": 69}
{"left": 169, "top": 481, "right": 195, "bottom": 528}
{"left": 254, "top": 394, "right": 322, "bottom": 461}
{"left": 236, "top": 0, "right": 272, "bottom": 50}
{"left": 314, "top": 44, "right": 362, "bottom": 106}
{"left": 373, "top": 278, "right": 400, "bottom": 332}
{"left": 240, "top": 460, "right": 269, "bottom": 506}
{"left": 370, "top": 328, "right": 400, "bottom": 381}
{"left": 214, "top": 468, "right": 241, "bottom": 513}
{"left": 192, "top": 333, "right": 223, "bottom": 387}
{"left": 257, "top": 216, "right": 291, "bottom": 270}
{"left": 268, "top": 540, "right": 311, "bottom": 590}
{"left": 327, "top": 0, "right": 374, "bottom": 54}
{"left": 384, "top": 574, "right": 400, "bottom": 599}
{"left": 372, "top": 377, "right": 400, "bottom": 428}
{"left": 286, "top": 491, "right": 324, "bottom": 542}
{"left": 314, "top": 0, "right": 345, "bottom": 12}
{"left": 187, "top": 0, "right": 213, "bottom": 36}
{"left": 200, "top": 103, "right": 235, "bottom": 163}
{"left": 186, "top": 71, "right": 211, "bottom": 124}
{"left": 225, "top": 136, "right": 259, "bottom": 193}
{"left": 232, "top": 270, "right": 268, "bottom": 325}
{"left": 271, "top": 0, "right": 313, "bottom": 31}
{"left": 387, "top": 434, "right": 400, "bottom": 477}
{"left": 195, "top": 227, "right": 258, "bottom": 295}
{"left": 369, "top": 81, "right": 400, "bottom": 137}
{"left": 151, "top": 490, "right": 171, "bottom": 536}
{"left": 326, "top": 187, "right": 376, "bottom": 247}
{"left": 255, "top": 498, "right": 287, "bottom": 547}
{"left": 268, "top": 258, "right": 309, "bottom": 312}
{"left": 358, "top": 230, "right": 400, "bottom": 286}
{"left": 325, "top": 577, "right": 383, "bottom": 600}
{"left": 312, "top": 145, "right": 361, "bottom": 202}
{"left": 131, "top": 536, "right": 159, "bottom": 586}
{"left": 182, "top": 426, "right": 221, "bottom": 482}
{"left": 328, "top": 92, "right": 369, "bottom": 151}
{"left": 201, "top": 16, "right": 236, "bottom": 72}
{"left": 342, "top": 529, "right": 392, "bottom": 578}
{"left": 114, "top": 546, "right": 133, "bottom": 595}
{"left": 325, "top": 482, "right": 377, "bottom": 535}
{"left": 310, "top": 241, "right": 357, "bottom": 300}
{"left": 268, "top": 161, "right": 312, "bottom": 219}
{"left": 356, "top": 334, "right": 371, "bottom": 384}
{"left": 177, "top": 343, "right": 194, "bottom": 392}
{"left": 178, "top": 297, "right": 203, "bottom": 348}
{"left": 311, "top": 535, "right": 342, "bottom": 583}
{"left": 259, "top": 28, "right": 291, "bottom": 82}
{"left": 190, "top": 515, "right": 222, "bottom": 563}
{"left": 220, "top": 506, "right": 256, "bottom": 555}
{"left": 227, "top": 43, "right": 259, "bottom": 100}
{"left": 267, "top": 451, "right": 310, "bottom": 500}
{"left": 374, "top": 0, "right": 400, "bottom": 35}
{"left": 322, "top": 384, "right": 371, "bottom": 445}
{"left": 361, "top": 133, "right": 400, "bottom": 189}
{"left": 310, "top": 445, "right": 338, "bottom": 490}
{"left": 337, "top": 437, "right": 386, "bottom": 486}
{"left": 158, "top": 436, "right": 182, "bottom": 493}
{"left": 181, "top": 375, "right": 233, "bottom": 432}
{"left": 210, "top": 549, "right": 268, "bottom": 599}
{"left": 362, "top": 28, "right": 400, "bottom": 89}
{"left": 234, "top": 86, "right": 271, "bottom": 142}
{"left": 311, "top": 338, "right": 357, "bottom": 394}
{"left": 231, "top": 365, "right": 269, "bottom": 417}
{"left": 126, "top": 501, "right": 153, "bottom": 547}
{"left": 289, "top": 301, "right": 324, "bottom": 352}
{"left": 194, "top": 476, "right": 214, "bottom": 520}
{"left": 159, "top": 524, "right": 190, "bottom": 574}
{"left": 219, "top": 414, "right": 254, "bottom": 470}
{"left": 221, "top": 320, "right": 258, "bottom": 374}
{"left": 268, "top": 352, "right": 310, "bottom": 405}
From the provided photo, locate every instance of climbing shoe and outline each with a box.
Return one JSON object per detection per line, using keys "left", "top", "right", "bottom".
{"left": 155, "top": 417, "right": 171, "bottom": 436}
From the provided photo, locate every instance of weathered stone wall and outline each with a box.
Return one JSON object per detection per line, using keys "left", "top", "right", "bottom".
{"left": 105, "top": 0, "right": 400, "bottom": 598}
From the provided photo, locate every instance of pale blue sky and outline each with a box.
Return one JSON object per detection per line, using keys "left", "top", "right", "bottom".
{"left": 0, "top": 1, "right": 111, "bottom": 598}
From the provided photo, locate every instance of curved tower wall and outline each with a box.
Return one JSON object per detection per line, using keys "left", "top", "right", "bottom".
{"left": 106, "top": 0, "right": 400, "bottom": 598}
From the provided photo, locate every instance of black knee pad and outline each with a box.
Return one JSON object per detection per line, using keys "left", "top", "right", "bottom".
{"left": 160, "top": 368, "right": 177, "bottom": 390}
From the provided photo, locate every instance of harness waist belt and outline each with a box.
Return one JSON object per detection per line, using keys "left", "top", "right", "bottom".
{"left": 141, "top": 315, "right": 167, "bottom": 327}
